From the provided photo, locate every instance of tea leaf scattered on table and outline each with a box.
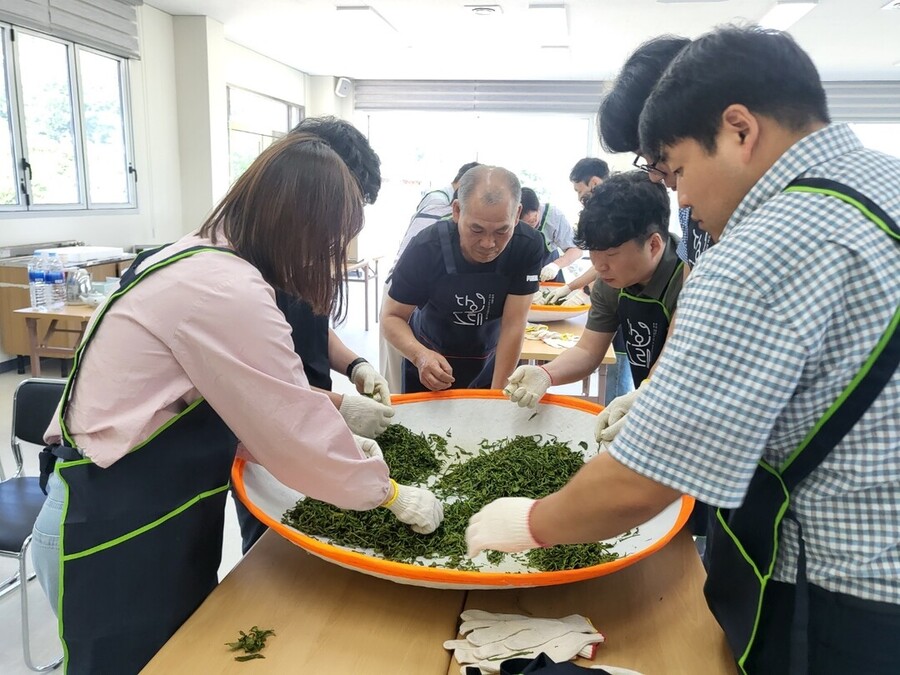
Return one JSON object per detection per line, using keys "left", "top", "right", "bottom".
{"left": 226, "top": 626, "right": 275, "bottom": 662}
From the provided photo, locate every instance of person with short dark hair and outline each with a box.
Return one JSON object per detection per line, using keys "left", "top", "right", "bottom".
{"left": 568, "top": 157, "right": 610, "bottom": 204}
{"left": 472, "top": 25, "right": 900, "bottom": 675}
{"left": 31, "top": 132, "right": 444, "bottom": 674}
{"left": 505, "top": 171, "right": 682, "bottom": 408}
{"left": 383, "top": 165, "right": 543, "bottom": 393}
{"left": 519, "top": 187, "right": 580, "bottom": 282}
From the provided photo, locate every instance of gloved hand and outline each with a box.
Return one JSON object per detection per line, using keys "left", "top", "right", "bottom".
{"left": 540, "top": 262, "right": 561, "bottom": 281}
{"left": 503, "top": 365, "right": 552, "bottom": 409}
{"left": 543, "top": 284, "right": 571, "bottom": 305}
{"left": 349, "top": 361, "right": 392, "bottom": 404}
{"left": 560, "top": 289, "right": 590, "bottom": 307}
{"left": 444, "top": 609, "right": 605, "bottom": 674}
{"left": 466, "top": 497, "right": 541, "bottom": 558}
{"left": 352, "top": 434, "right": 383, "bottom": 461}
{"left": 594, "top": 380, "right": 647, "bottom": 442}
{"left": 339, "top": 395, "right": 394, "bottom": 438}
{"left": 383, "top": 480, "right": 444, "bottom": 534}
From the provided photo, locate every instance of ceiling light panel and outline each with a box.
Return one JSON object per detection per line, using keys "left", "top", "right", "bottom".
{"left": 335, "top": 5, "right": 397, "bottom": 38}
{"left": 758, "top": 1, "right": 818, "bottom": 31}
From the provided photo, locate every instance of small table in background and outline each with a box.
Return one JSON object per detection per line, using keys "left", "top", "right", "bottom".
{"left": 343, "top": 256, "right": 383, "bottom": 331}
{"left": 14, "top": 304, "right": 96, "bottom": 377}
{"left": 520, "top": 316, "right": 616, "bottom": 403}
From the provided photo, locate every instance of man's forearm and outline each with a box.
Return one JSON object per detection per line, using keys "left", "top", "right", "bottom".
{"left": 543, "top": 342, "right": 604, "bottom": 386}
{"left": 382, "top": 316, "right": 427, "bottom": 364}
{"left": 555, "top": 247, "right": 582, "bottom": 269}
{"left": 491, "top": 330, "right": 524, "bottom": 389}
{"left": 531, "top": 451, "right": 681, "bottom": 545}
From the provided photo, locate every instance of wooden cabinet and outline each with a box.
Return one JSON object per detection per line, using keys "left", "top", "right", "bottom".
{"left": 0, "top": 258, "right": 132, "bottom": 359}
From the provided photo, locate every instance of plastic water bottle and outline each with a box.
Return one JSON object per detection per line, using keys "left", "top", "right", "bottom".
{"left": 46, "top": 253, "right": 66, "bottom": 308}
{"left": 27, "top": 253, "right": 47, "bottom": 310}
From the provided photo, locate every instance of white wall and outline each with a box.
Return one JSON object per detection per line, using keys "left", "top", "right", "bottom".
{"left": 225, "top": 41, "right": 305, "bottom": 106}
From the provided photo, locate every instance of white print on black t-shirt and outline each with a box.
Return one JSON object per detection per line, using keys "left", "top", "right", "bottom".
{"left": 625, "top": 318, "right": 656, "bottom": 368}
{"left": 453, "top": 293, "right": 494, "bottom": 327}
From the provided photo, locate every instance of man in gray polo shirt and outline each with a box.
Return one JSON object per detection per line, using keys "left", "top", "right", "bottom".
{"left": 505, "top": 171, "right": 683, "bottom": 417}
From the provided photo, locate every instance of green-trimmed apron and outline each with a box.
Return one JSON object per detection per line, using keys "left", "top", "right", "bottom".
{"left": 39, "top": 245, "right": 240, "bottom": 674}
{"left": 615, "top": 260, "right": 684, "bottom": 382}
{"left": 704, "top": 178, "right": 900, "bottom": 674}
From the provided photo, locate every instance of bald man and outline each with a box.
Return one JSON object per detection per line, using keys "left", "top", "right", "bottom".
{"left": 382, "top": 165, "right": 544, "bottom": 393}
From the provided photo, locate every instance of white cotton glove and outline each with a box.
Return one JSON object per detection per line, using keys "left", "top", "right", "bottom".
{"left": 503, "top": 366, "right": 552, "bottom": 409}
{"left": 594, "top": 380, "right": 647, "bottom": 443}
{"left": 444, "top": 609, "right": 605, "bottom": 674}
{"left": 383, "top": 481, "right": 444, "bottom": 534}
{"left": 543, "top": 284, "right": 571, "bottom": 305}
{"left": 352, "top": 434, "right": 384, "bottom": 461}
{"left": 466, "top": 497, "right": 541, "bottom": 558}
{"left": 540, "top": 262, "right": 561, "bottom": 281}
{"left": 349, "top": 361, "right": 392, "bottom": 404}
{"left": 339, "top": 395, "right": 394, "bottom": 438}
{"left": 560, "top": 289, "right": 590, "bottom": 307}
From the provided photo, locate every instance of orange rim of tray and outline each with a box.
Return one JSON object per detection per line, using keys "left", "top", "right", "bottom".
{"left": 530, "top": 281, "right": 590, "bottom": 313}
{"left": 232, "top": 390, "right": 694, "bottom": 588}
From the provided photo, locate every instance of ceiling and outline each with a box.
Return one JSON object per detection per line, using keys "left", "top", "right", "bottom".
{"left": 146, "top": 0, "right": 900, "bottom": 81}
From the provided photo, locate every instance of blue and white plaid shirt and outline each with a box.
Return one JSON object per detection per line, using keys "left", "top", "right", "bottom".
{"left": 611, "top": 124, "right": 900, "bottom": 603}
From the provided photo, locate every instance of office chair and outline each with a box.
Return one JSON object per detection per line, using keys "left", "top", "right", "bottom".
{"left": 0, "top": 377, "right": 66, "bottom": 671}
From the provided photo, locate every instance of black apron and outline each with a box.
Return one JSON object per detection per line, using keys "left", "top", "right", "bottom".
{"left": 615, "top": 259, "right": 684, "bottom": 382}
{"left": 704, "top": 178, "right": 900, "bottom": 674}
{"left": 403, "top": 220, "right": 511, "bottom": 393}
{"left": 685, "top": 210, "right": 714, "bottom": 267}
{"left": 275, "top": 291, "right": 332, "bottom": 390}
{"left": 39, "top": 246, "right": 240, "bottom": 674}
{"left": 536, "top": 204, "right": 565, "bottom": 283}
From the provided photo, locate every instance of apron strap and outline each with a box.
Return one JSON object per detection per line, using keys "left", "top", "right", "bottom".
{"left": 788, "top": 509, "right": 810, "bottom": 675}
{"left": 38, "top": 443, "right": 82, "bottom": 494}
{"left": 437, "top": 220, "right": 458, "bottom": 276}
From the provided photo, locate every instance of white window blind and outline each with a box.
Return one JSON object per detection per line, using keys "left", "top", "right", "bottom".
{"left": 355, "top": 79, "right": 900, "bottom": 122}
{"left": 0, "top": 0, "right": 141, "bottom": 59}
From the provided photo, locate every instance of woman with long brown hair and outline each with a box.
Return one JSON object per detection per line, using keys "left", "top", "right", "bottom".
{"left": 31, "top": 132, "right": 443, "bottom": 674}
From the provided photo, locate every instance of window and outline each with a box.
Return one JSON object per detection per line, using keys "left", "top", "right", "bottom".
{"left": 227, "top": 86, "right": 303, "bottom": 182}
{"left": 0, "top": 24, "right": 136, "bottom": 212}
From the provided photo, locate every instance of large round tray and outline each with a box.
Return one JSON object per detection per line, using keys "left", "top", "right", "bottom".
{"left": 528, "top": 281, "right": 591, "bottom": 323}
{"left": 232, "top": 391, "right": 693, "bottom": 589}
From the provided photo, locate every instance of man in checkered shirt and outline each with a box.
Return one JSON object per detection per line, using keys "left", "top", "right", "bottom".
{"left": 467, "top": 25, "right": 900, "bottom": 673}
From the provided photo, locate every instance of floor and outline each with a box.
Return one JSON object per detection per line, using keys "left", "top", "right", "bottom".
{"left": 0, "top": 280, "right": 597, "bottom": 673}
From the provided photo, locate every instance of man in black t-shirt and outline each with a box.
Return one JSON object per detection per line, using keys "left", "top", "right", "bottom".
{"left": 382, "top": 165, "right": 543, "bottom": 393}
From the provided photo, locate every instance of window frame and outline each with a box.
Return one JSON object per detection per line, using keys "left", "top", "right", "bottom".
{"left": 0, "top": 22, "right": 137, "bottom": 214}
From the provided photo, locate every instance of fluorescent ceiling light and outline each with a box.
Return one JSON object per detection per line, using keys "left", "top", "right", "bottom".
{"left": 335, "top": 5, "right": 397, "bottom": 37}
{"left": 758, "top": 1, "right": 817, "bottom": 31}
{"left": 882, "top": 1, "right": 900, "bottom": 10}
{"left": 527, "top": 4, "right": 569, "bottom": 46}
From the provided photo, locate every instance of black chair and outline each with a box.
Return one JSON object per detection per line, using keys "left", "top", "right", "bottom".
{"left": 0, "top": 378, "right": 66, "bottom": 671}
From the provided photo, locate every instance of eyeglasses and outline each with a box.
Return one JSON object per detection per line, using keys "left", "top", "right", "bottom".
{"left": 632, "top": 155, "right": 668, "bottom": 178}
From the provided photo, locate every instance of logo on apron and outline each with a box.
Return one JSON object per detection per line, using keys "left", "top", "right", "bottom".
{"left": 624, "top": 318, "right": 658, "bottom": 368}
{"left": 453, "top": 292, "right": 494, "bottom": 326}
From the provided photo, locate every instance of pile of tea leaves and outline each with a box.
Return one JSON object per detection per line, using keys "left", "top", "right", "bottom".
{"left": 281, "top": 425, "right": 635, "bottom": 572}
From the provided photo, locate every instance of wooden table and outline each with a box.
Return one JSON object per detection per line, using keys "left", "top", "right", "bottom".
{"left": 521, "top": 316, "right": 616, "bottom": 403}
{"left": 14, "top": 304, "right": 96, "bottom": 376}
{"left": 142, "top": 530, "right": 735, "bottom": 675}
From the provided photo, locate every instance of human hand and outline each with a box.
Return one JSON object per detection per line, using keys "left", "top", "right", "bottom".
{"left": 503, "top": 365, "right": 552, "bottom": 409}
{"left": 543, "top": 284, "right": 571, "bottom": 305}
{"left": 349, "top": 361, "right": 391, "bottom": 404}
{"left": 560, "top": 289, "right": 590, "bottom": 307}
{"left": 466, "top": 497, "right": 541, "bottom": 558}
{"left": 414, "top": 350, "right": 455, "bottom": 391}
{"left": 444, "top": 609, "right": 605, "bottom": 674}
{"left": 594, "top": 381, "right": 646, "bottom": 442}
{"left": 352, "top": 434, "right": 384, "bottom": 460}
{"left": 540, "top": 262, "right": 561, "bottom": 281}
{"left": 383, "top": 481, "right": 444, "bottom": 534}
{"left": 339, "top": 395, "right": 394, "bottom": 438}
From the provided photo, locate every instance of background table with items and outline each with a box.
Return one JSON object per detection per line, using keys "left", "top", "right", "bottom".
{"left": 141, "top": 529, "right": 735, "bottom": 674}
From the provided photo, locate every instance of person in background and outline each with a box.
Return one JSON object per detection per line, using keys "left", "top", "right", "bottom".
{"left": 505, "top": 171, "right": 681, "bottom": 414}
{"left": 382, "top": 165, "right": 543, "bottom": 393}
{"left": 519, "top": 187, "right": 581, "bottom": 283}
{"left": 31, "top": 132, "right": 444, "bottom": 674}
{"left": 469, "top": 25, "right": 900, "bottom": 674}
{"left": 235, "top": 116, "right": 395, "bottom": 554}
{"left": 592, "top": 35, "right": 714, "bottom": 442}
{"left": 546, "top": 156, "right": 633, "bottom": 404}
{"left": 379, "top": 161, "right": 481, "bottom": 392}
